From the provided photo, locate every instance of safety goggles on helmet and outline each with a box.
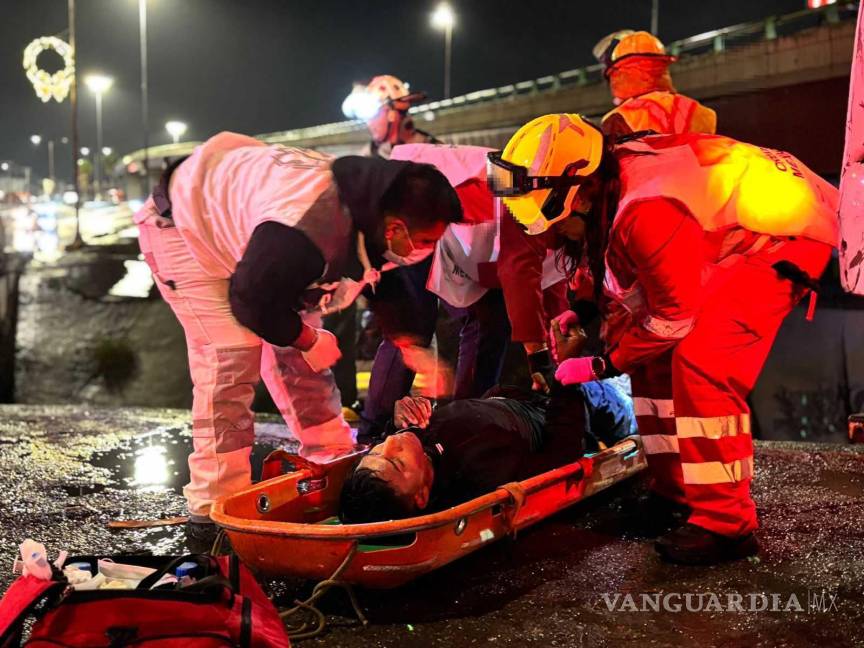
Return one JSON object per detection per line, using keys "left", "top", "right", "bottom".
{"left": 486, "top": 152, "right": 587, "bottom": 198}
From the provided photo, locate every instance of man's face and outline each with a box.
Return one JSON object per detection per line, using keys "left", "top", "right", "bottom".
{"left": 385, "top": 217, "right": 447, "bottom": 258}
{"left": 367, "top": 107, "right": 400, "bottom": 144}
{"left": 553, "top": 182, "right": 598, "bottom": 242}
{"left": 356, "top": 432, "right": 434, "bottom": 510}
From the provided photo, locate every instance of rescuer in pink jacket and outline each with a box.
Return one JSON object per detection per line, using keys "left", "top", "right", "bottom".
{"left": 135, "top": 132, "right": 462, "bottom": 542}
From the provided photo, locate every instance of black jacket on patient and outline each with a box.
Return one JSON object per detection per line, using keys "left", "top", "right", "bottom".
{"left": 417, "top": 385, "right": 586, "bottom": 511}
{"left": 339, "top": 384, "right": 594, "bottom": 523}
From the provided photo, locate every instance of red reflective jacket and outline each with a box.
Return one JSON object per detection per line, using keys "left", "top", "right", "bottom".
{"left": 604, "top": 134, "right": 839, "bottom": 372}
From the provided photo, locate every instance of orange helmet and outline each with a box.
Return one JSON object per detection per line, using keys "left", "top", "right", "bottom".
{"left": 594, "top": 30, "right": 675, "bottom": 74}
{"left": 594, "top": 31, "right": 676, "bottom": 103}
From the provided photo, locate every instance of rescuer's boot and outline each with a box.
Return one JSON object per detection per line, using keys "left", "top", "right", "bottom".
{"left": 185, "top": 520, "right": 232, "bottom": 555}
{"left": 630, "top": 491, "right": 691, "bottom": 538}
{"left": 654, "top": 523, "right": 759, "bottom": 565}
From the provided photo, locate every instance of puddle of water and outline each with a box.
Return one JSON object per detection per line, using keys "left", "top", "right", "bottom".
{"left": 815, "top": 469, "right": 864, "bottom": 497}
{"left": 85, "top": 424, "right": 301, "bottom": 495}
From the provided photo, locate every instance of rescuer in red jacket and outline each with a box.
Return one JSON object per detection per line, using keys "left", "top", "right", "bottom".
{"left": 487, "top": 114, "right": 838, "bottom": 565}
{"left": 593, "top": 30, "right": 717, "bottom": 138}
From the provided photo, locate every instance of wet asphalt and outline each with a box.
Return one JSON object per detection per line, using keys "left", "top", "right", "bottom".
{"left": 0, "top": 405, "right": 861, "bottom": 647}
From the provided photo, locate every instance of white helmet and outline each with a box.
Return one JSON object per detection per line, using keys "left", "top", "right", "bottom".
{"left": 342, "top": 75, "right": 426, "bottom": 143}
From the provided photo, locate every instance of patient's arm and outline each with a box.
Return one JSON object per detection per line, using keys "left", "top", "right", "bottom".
{"left": 550, "top": 321, "right": 589, "bottom": 363}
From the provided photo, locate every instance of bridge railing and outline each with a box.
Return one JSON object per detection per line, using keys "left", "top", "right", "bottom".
{"left": 408, "top": 2, "right": 855, "bottom": 116}
{"left": 124, "top": 2, "right": 858, "bottom": 164}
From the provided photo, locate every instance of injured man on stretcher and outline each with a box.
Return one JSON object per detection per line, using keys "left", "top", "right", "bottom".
{"left": 339, "top": 380, "right": 635, "bottom": 524}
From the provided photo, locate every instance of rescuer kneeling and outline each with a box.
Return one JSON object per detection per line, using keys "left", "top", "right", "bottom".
{"left": 487, "top": 114, "right": 838, "bottom": 565}
{"left": 135, "top": 132, "right": 461, "bottom": 545}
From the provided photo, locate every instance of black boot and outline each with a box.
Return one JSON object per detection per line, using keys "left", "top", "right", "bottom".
{"left": 630, "top": 492, "right": 691, "bottom": 538}
{"left": 655, "top": 523, "right": 759, "bottom": 565}
{"left": 185, "top": 520, "right": 232, "bottom": 555}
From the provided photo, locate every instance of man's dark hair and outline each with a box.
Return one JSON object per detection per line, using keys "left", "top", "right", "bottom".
{"left": 381, "top": 163, "right": 463, "bottom": 229}
{"left": 339, "top": 467, "right": 416, "bottom": 524}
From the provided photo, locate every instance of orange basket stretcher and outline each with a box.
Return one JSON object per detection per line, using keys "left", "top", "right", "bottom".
{"left": 210, "top": 436, "right": 646, "bottom": 589}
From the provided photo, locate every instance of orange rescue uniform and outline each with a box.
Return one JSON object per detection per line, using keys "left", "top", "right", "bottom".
{"left": 603, "top": 134, "right": 838, "bottom": 536}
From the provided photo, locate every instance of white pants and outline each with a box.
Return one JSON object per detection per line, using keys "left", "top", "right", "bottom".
{"left": 138, "top": 221, "right": 352, "bottom": 519}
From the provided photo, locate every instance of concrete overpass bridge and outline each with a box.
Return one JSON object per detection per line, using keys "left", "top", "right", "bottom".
{"left": 120, "top": 2, "right": 856, "bottom": 197}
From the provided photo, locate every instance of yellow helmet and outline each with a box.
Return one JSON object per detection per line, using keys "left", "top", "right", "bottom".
{"left": 487, "top": 114, "right": 604, "bottom": 235}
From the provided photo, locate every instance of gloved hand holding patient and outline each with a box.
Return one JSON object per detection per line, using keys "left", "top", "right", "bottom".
{"left": 295, "top": 325, "right": 342, "bottom": 372}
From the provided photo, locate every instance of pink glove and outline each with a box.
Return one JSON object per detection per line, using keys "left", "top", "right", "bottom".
{"left": 553, "top": 309, "right": 580, "bottom": 335}
{"left": 301, "top": 328, "right": 342, "bottom": 372}
{"left": 554, "top": 357, "right": 599, "bottom": 385}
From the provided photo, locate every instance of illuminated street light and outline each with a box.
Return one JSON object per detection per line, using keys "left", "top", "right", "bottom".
{"left": 1, "top": 163, "right": 9, "bottom": 172}
{"left": 84, "top": 74, "right": 114, "bottom": 199}
{"left": 101, "top": 146, "right": 112, "bottom": 156}
{"left": 80, "top": 147, "right": 90, "bottom": 156}
{"left": 30, "top": 134, "right": 42, "bottom": 146}
{"left": 430, "top": 3, "right": 455, "bottom": 99}
{"left": 84, "top": 73, "right": 113, "bottom": 96}
{"left": 165, "top": 120, "right": 188, "bottom": 144}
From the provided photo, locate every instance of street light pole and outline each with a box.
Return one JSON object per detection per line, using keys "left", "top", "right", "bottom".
{"left": 48, "top": 140, "right": 55, "bottom": 189}
{"left": 651, "top": 0, "right": 660, "bottom": 35}
{"left": 94, "top": 92, "right": 103, "bottom": 199}
{"left": 444, "top": 21, "right": 452, "bottom": 99}
{"left": 431, "top": 3, "right": 456, "bottom": 99}
{"left": 139, "top": 0, "right": 150, "bottom": 193}
{"left": 85, "top": 74, "right": 113, "bottom": 201}
{"left": 68, "top": 0, "right": 83, "bottom": 248}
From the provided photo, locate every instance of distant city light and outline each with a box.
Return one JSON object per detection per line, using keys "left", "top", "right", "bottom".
{"left": 101, "top": 147, "right": 112, "bottom": 156}
{"left": 0, "top": 163, "right": 9, "bottom": 172}
{"left": 165, "top": 120, "right": 188, "bottom": 144}
{"left": 30, "top": 134, "right": 42, "bottom": 146}
{"left": 431, "top": 2, "right": 455, "bottom": 30}
{"left": 80, "top": 147, "right": 90, "bottom": 156}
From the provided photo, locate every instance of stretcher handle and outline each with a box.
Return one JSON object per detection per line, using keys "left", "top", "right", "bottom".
{"left": 261, "top": 450, "right": 327, "bottom": 481}
{"left": 497, "top": 482, "right": 528, "bottom": 537}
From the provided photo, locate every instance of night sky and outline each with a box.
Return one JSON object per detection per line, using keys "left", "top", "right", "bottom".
{"left": 1, "top": 0, "right": 810, "bottom": 181}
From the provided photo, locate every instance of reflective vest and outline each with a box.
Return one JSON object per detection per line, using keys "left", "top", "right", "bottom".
{"left": 602, "top": 91, "right": 717, "bottom": 136}
{"left": 600, "top": 133, "right": 839, "bottom": 351}
{"left": 614, "top": 134, "right": 839, "bottom": 248}
{"left": 391, "top": 143, "right": 566, "bottom": 308}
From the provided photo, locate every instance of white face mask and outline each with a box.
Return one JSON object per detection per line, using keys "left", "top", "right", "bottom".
{"left": 383, "top": 223, "right": 435, "bottom": 266}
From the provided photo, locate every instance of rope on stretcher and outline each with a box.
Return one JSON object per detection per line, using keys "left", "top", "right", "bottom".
{"left": 278, "top": 542, "right": 368, "bottom": 640}
{"left": 211, "top": 527, "right": 366, "bottom": 640}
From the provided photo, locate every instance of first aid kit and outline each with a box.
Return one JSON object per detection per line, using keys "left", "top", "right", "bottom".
{"left": 0, "top": 548, "right": 291, "bottom": 647}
